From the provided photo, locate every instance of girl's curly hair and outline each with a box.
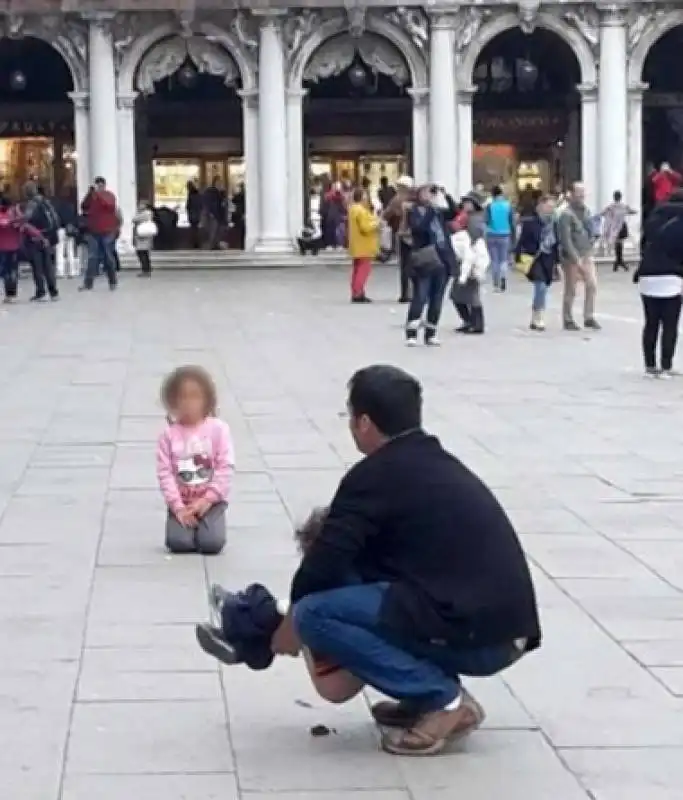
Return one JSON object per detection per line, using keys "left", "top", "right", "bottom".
{"left": 161, "top": 365, "right": 218, "bottom": 418}
{"left": 294, "top": 506, "right": 329, "bottom": 554}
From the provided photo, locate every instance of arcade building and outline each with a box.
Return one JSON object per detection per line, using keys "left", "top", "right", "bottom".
{"left": 0, "top": 1, "right": 680, "bottom": 251}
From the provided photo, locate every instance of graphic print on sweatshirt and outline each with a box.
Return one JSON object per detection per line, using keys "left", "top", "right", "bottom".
{"left": 174, "top": 436, "right": 214, "bottom": 488}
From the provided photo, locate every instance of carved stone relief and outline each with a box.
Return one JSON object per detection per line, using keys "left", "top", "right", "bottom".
{"left": 626, "top": 4, "right": 667, "bottom": 55}
{"left": 563, "top": 6, "right": 600, "bottom": 56}
{"left": 344, "top": 0, "right": 367, "bottom": 39}
{"left": 303, "top": 31, "right": 410, "bottom": 86}
{"left": 517, "top": 0, "right": 541, "bottom": 35}
{"left": 453, "top": 8, "right": 491, "bottom": 54}
{"left": 230, "top": 11, "right": 258, "bottom": 56}
{"left": 283, "top": 9, "right": 323, "bottom": 61}
{"left": 136, "top": 34, "right": 238, "bottom": 95}
{"left": 384, "top": 7, "right": 428, "bottom": 53}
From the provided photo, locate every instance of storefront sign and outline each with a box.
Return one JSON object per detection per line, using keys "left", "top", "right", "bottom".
{"left": 474, "top": 112, "right": 566, "bottom": 143}
{"left": 0, "top": 120, "right": 72, "bottom": 136}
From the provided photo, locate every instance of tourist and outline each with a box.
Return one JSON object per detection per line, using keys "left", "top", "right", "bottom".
{"left": 486, "top": 185, "right": 515, "bottom": 291}
{"left": 348, "top": 187, "right": 379, "bottom": 303}
{"left": 132, "top": 200, "right": 157, "bottom": 277}
{"left": 383, "top": 175, "right": 415, "bottom": 303}
{"left": 80, "top": 176, "right": 120, "bottom": 291}
{"left": 22, "top": 182, "right": 60, "bottom": 301}
{"left": 203, "top": 177, "right": 225, "bottom": 250}
{"left": 157, "top": 365, "right": 235, "bottom": 555}
{"left": 449, "top": 191, "right": 488, "bottom": 335}
{"left": 0, "top": 195, "right": 44, "bottom": 303}
{"left": 53, "top": 185, "right": 79, "bottom": 278}
{"left": 378, "top": 175, "right": 396, "bottom": 210}
{"left": 515, "top": 194, "right": 559, "bottom": 331}
{"left": 231, "top": 183, "right": 246, "bottom": 250}
{"left": 186, "top": 181, "right": 203, "bottom": 249}
{"left": 270, "top": 365, "right": 540, "bottom": 755}
{"left": 650, "top": 162, "right": 682, "bottom": 205}
{"left": 321, "top": 182, "right": 346, "bottom": 250}
{"left": 405, "top": 185, "right": 458, "bottom": 345}
{"left": 557, "top": 181, "right": 600, "bottom": 331}
{"left": 601, "top": 190, "right": 636, "bottom": 272}
{"left": 633, "top": 189, "right": 683, "bottom": 378}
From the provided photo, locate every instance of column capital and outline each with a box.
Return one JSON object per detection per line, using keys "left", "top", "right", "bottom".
{"left": 628, "top": 81, "right": 649, "bottom": 97}
{"left": 407, "top": 87, "right": 429, "bottom": 107}
{"left": 577, "top": 82, "right": 598, "bottom": 101}
{"left": 457, "top": 85, "right": 478, "bottom": 105}
{"left": 596, "top": 3, "right": 629, "bottom": 26}
{"left": 117, "top": 92, "right": 138, "bottom": 110}
{"left": 286, "top": 87, "right": 309, "bottom": 100}
{"left": 68, "top": 90, "right": 89, "bottom": 110}
{"left": 252, "top": 8, "right": 288, "bottom": 29}
{"left": 427, "top": 11, "right": 458, "bottom": 31}
{"left": 237, "top": 88, "right": 259, "bottom": 110}
{"left": 81, "top": 11, "right": 117, "bottom": 30}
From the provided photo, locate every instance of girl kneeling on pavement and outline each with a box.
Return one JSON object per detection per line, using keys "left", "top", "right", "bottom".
{"left": 515, "top": 194, "right": 559, "bottom": 331}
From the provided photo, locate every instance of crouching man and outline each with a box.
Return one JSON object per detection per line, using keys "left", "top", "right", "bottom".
{"left": 271, "top": 364, "right": 541, "bottom": 756}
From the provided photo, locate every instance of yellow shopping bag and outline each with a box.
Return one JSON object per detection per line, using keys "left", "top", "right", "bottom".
{"left": 516, "top": 253, "right": 534, "bottom": 276}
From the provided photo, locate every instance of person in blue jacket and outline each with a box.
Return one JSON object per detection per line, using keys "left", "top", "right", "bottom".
{"left": 486, "top": 185, "right": 516, "bottom": 291}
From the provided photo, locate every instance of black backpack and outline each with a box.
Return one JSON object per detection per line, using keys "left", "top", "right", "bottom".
{"left": 32, "top": 198, "right": 60, "bottom": 245}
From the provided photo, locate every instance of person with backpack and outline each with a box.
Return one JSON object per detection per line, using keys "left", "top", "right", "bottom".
{"left": 22, "top": 182, "right": 60, "bottom": 301}
{"left": 0, "top": 195, "right": 46, "bottom": 302}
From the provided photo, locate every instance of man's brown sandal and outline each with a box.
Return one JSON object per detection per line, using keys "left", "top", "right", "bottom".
{"left": 371, "top": 687, "right": 484, "bottom": 729}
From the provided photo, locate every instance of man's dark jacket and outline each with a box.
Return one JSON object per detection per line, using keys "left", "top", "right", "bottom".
{"left": 290, "top": 430, "right": 541, "bottom": 651}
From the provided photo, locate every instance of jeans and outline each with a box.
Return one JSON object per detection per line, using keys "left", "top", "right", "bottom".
{"left": 641, "top": 294, "right": 682, "bottom": 370}
{"left": 487, "top": 235, "right": 510, "bottom": 286}
{"left": 398, "top": 239, "right": 412, "bottom": 300}
{"left": 29, "top": 243, "right": 58, "bottom": 297}
{"left": 294, "top": 583, "right": 520, "bottom": 713}
{"left": 532, "top": 281, "right": 548, "bottom": 312}
{"left": 0, "top": 251, "right": 18, "bottom": 297}
{"left": 406, "top": 268, "right": 447, "bottom": 338}
{"left": 84, "top": 233, "right": 117, "bottom": 287}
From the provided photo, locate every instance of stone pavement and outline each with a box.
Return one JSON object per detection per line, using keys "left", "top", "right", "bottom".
{"left": 1, "top": 267, "right": 682, "bottom": 800}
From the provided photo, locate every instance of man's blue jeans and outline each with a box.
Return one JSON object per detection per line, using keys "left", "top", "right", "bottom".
{"left": 84, "top": 233, "right": 117, "bottom": 287}
{"left": 406, "top": 268, "right": 448, "bottom": 336}
{"left": 487, "top": 235, "right": 511, "bottom": 286}
{"left": 293, "top": 583, "right": 520, "bottom": 713}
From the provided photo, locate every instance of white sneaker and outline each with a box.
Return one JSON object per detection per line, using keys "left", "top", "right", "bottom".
{"left": 644, "top": 368, "right": 659, "bottom": 379}
{"left": 405, "top": 338, "right": 418, "bottom": 347}
{"left": 659, "top": 370, "right": 674, "bottom": 380}
{"left": 425, "top": 336, "right": 441, "bottom": 346}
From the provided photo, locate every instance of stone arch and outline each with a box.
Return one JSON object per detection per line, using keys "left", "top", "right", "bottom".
{"left": 117, "top": 19, "right": 257, "bottom": 97}
{"left": 628, "top": 10, "right": 683, "bottom": 85}
{"left": 288, "top": 13, "right": 428, "bottom": 92}
{"left": 459, "top": 12, "right": 597, "bottom": 87}
{"left": 3, "top": 32, "right": 88, "bottom": 94}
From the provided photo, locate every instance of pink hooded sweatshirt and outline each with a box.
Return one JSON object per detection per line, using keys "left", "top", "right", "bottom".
{"left": 156, "top": 417, "right": 235, "bottom": 514}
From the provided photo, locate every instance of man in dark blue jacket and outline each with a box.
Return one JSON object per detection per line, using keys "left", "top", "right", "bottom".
{"left": 272, "top": 364, "right": 541, "bottom": 756}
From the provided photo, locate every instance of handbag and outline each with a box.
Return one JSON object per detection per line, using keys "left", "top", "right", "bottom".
{"left": 137, "top": 220, "right": 158, "bottom": 238}
{"left": 410, "top": 244, "right": 441, "bottom": 273}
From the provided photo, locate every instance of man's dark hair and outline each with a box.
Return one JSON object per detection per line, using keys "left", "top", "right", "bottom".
{"left": 352, "top": 187, "right": 365, "bottom": 203}
{"left": 492, "top": 185, "right": 503, "bottom": 197}
{"left": 348, "top": 365, "right": 422, "bottom": 437}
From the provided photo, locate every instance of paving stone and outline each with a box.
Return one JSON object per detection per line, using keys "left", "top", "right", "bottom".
{"left": 560, "top": 747, "right": 683, "bottom": 799}
{"left": 66, "top": 701, "right": 234, "bottom": 774}
{"left": 62, "top": 774, "right": 240, "bottom": 800}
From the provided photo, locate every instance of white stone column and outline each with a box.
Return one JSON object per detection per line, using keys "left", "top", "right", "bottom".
{"left": 407, "top": 88, "right": 429, "bottom": 183}
{"left": 578, "top": 83, "right": 598, "bottom": 213}
{"left": 456, "top": 86, "right": 476, "bottom": 195}
{"left": 598, "top": 7, "right": 628, "bottom": 208}
{"left": 86, "top": 13, "right": 119, "bottom": 197}
{"left": 287, "top": 88, "right": 307, "bottom": 241}
{"left": 628, "top": 81, "right": 647, "bottom": 247}
{"left": 116, "top": 92, "right": 138, "bottom": 250}
{"left": 428, "top": 14, "right": 458, "bottom": 192}
{"left": 254, "top": 11, "right": 293, "bottom": 252}
{"left": 238, "top": 90, "right": 260, "bottom": 251}
{"left": 68, "top": 91, "right": 91, "bottom": 203}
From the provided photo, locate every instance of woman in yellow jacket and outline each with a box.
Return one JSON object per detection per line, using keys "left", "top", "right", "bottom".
{"left": 347, "top": 187, "right": 379, "bottom": 303}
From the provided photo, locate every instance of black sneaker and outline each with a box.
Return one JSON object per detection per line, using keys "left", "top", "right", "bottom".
{"left": 397, "top": 296, "right": 410, "bottom": 304}
{"left": 500, "top": 277, "right": 507, "bottom": 292}
{"left": 50, "top": 293, "right": 59, "bottom": 302}
{"left": 195, "top": 623, "right": 241, "bottom": 666}
{"left": 109, "top": 282, "right": 117, "bottom": 291}
{"left": 584, "top": 318, "right": 602, "bottom": 331}
{"left": 78, "top": 285, "right": 92, "bottom": 292}
{"left": 455, "top": 324, "right": 471, "bottom": 334}
{"left": 29, "top": 294, "right": 47, "bottom": 302}
{"left": 563, "top": 319, "right": 580, "bottom": 331}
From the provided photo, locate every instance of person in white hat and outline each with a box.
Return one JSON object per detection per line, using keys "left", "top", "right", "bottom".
{"left": 383, "top": 176, "right": 416, "bottom": 302}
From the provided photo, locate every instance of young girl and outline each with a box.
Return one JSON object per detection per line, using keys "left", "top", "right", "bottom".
{"left": 132, "top": 201, "right": 157, "bottom": 277}
{"left": 157, "top": 365, "right": 234, "bottom": 554}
